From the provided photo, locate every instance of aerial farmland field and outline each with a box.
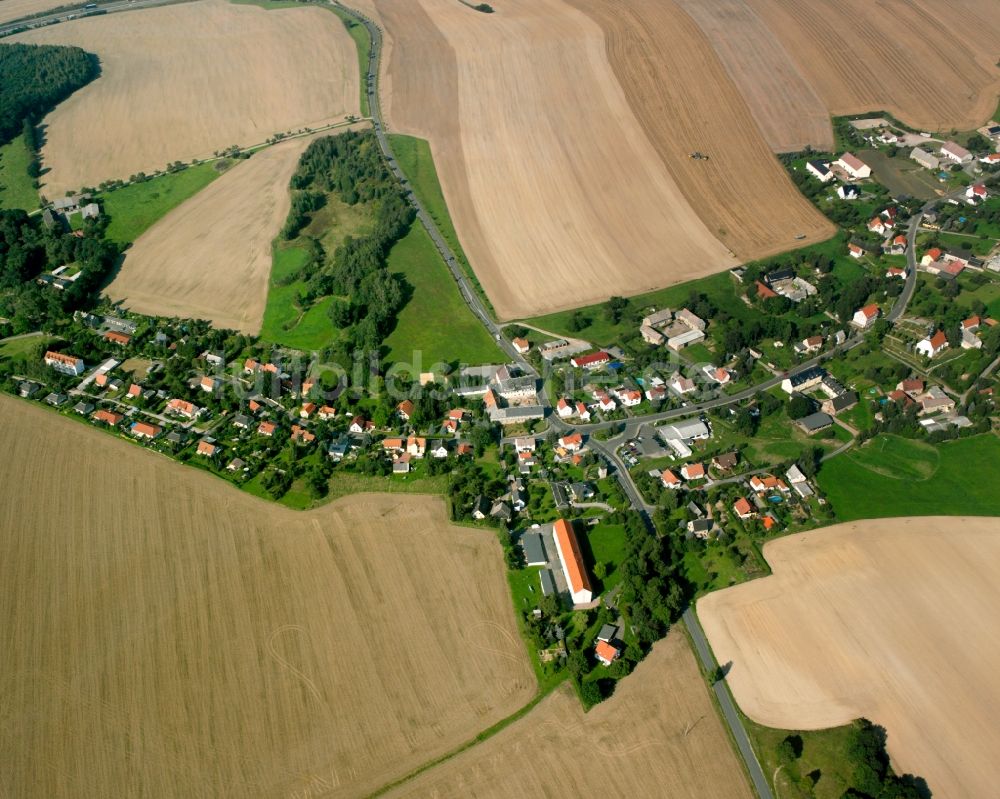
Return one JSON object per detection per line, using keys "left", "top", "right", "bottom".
{"left": 107, "top": 134, "right": 320, "bottom": 334}
{"left": 0, "top": 397, "right": 534, "bottom": 798}
{"left": 12, "top": 0, "right": 360, "bottom": 194}
{"left": 374, "top": 0, "right": 740, "bottom": 321}
{"left": 699, "top": 516, "right": 1000, "bottom": 798}
{"left": 386, "top": 631, "right": 754, "bottom": 799}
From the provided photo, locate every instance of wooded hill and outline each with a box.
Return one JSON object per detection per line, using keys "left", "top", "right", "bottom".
{"left": 0, "top": 42, "right": 99, "bottom": 145}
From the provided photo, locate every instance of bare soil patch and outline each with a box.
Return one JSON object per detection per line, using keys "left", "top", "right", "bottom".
{"left": 13, "top": 0, "right": 359, "bottom": 194}
{"left": 107, "top": 135, "right": 315, "bottom": 334}
{"left": 699, "top": 516, "right": 1000, "bottom": 798}
{"left": 375, "top": 0, "right": 738, "bottom": 321}
{"left": 742, "top": 0, "right": 1000, "bottom": 133}
{"left": 673, "top": 0, "right": 833, "bottom": 153}
{"left": 386, "top": 630, "right": 753, "bottom": 799}
{"left": 0, "top": 396, "right": 534, "bottom": 798}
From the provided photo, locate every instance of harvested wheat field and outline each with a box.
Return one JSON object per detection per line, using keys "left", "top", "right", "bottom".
{"left": 386, "top": 630, "right": 753, "bottom": 799}
{"left": 0, "top": 396, "right": 534, "bottom": 798}
{"left": 738, "top": 0, "right": 1000, "bottom": 133}
{"left": 699, "top": 516, "right": 1000, "bottom": 798}
{"left": 13, "top": 0, "right": 359, "bottom": 195}
{"left": 375, "top": 0, "right": 832, "bottom": 319}
{"left": 567, "top": 0, "right": 834, "bottom": 258}
{"left": 673, "top": 0, "right": 832, "bottom": 153}
{"left": 107, "top": 135, "right": 315, "bottom": 333}
{"left": 376, "top": 0, "right": 739, "bottom": 320}
{"left": 0, "top": 0, "right": 66, "bottom": 25}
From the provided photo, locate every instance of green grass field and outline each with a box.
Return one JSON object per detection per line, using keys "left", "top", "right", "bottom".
{"left": 329, "top": 6, "right": 371, "bottom": 117}
{"left": 819, "top": 433, "right": 1000, "bottom": 520}
{"left": 744, "top": 716, "right": 859, "bottom": 799}
{"left": 586, "top": 521, "right": 626, "bottom": 591}
{"left": 0, "top": 134, "right": 38, "bottom": 211}
{"left": 383, "top": 222, "right": 502, "bottom": 366}
{"left": 101, "top": 163, "right": 221, "bottom": 245}
{"left": 387, "top": 134, "right": 495, "bottom": 317}
{"left": 0, "top": 333, "right": 55, "bottom": 361}
{"left": 259, "top": 244, "right": 341, "bottom": 351}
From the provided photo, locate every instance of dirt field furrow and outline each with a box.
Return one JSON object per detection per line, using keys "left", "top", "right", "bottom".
{"left": 13, "top": 0, "right": 360, "bottom": 195}
{"left": 568, "top": 0, "right": 834, "bottom": 260}
{"left": 375, "top": 0, "right": 739, "bottom": 321}
{"left": 106, "top": 134, "right": 321, "bottom": 334}
{"left": 743, "top": 0, "right": 1000, "bottom": 132}
{"left": 674, "top": 0, "right": 832, "bottom": 153}
{"left": 699, "top": 517, "right": 1000, "bottom": 799}
{"left": 0, "top": 396, "right": 534, "bottom": 798}
{"left": 386, "top": 630, "right": 754, "bottom": 799}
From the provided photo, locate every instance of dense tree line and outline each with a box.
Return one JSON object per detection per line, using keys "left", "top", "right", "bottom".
{"left": 0, "top": 209, "right": 118, "bottom": 332}
{"left": 280, "top": 130, "right": 416, "bottom": 353}
{"left": 0, "top": 43, "right": 99, "bottom": 145}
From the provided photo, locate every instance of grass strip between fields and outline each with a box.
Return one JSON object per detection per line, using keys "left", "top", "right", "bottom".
{"left": 388, "top": 134, "right": 497, "bottom": 319}
{"left": 100, "top": 162, "right": 222, "bottom": 245}
{"left": 367, "top": 678, "right": 566, "bottom": 798}
{"left": 0, "top": 133, "right": 38, "bottom": 211}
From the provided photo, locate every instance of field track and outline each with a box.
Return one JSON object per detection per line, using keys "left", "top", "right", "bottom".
{"left": 0, "top": 396, "right": 534, "bottom": 798}
{"left": 374, "top": 0, "right": 738, "bottom": 321}
{"left": 742, "top": 0, "right": 1000, "bottom": 132}
{"left": 107, "top": 134, "right": 318, "bottom": 334}
{"left": 13, "top": 0, "right": 360, "bottom": 194}
{"left": 386, "top": 630, "right": 754, "bottom": 799}
{"left": 699, "top": 516, "right": 1000, "bottom": 798}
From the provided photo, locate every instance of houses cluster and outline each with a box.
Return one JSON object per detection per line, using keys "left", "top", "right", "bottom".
{"left": 45, "top": 194, "right": 100, "bottom": 228}
{"left": 807, "top": 151, "right": 872, "bottom": 201}
{"left": 482, "top": 364, "right": 544, "bottom": 426}
{"left": 916, "top": 315, "right": 997, "bottom": 359}
{"left": 638, "top": 307, "right": 707, "bottom": 351}
{"left": 755, "top": 265, "right": 817, "bottom": 303}
{"left": 519, "top": 519, "right": 595, "bottom": 610}
{"left": 781, "top": 365, "right": 858, "bottom": 421}
{"left": 886, "top": 377, "right": 957, "bottom": 419}
{"left": 920, "top": 246, "right": 985, "bottom": 279}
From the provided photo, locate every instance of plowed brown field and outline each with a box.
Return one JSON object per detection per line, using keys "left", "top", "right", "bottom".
{"left": 386, "top": 630, "right": 753, "bottom": 799}
{"left": 13, "top": 0, "right": 359, "bottom": 195}
{"left": 107, "top": 134, "right": 316, "bottom": 334}
{"left": 673, "top": 0, "right": 833, "bottom": 152}
{"left": 376, "top": 0, "right": 738, "bottom": 321}
{"left": 699, "top": 516, "right": 1000, "bottom": 799}
{"left": 741, "top": 0, "right": 1000, "bottom": 132}
{"left": 568, "top": 0, "right": 834, "bottom": 260}
{"left": 0, "top": 396, "right": 534, "bottom": 798}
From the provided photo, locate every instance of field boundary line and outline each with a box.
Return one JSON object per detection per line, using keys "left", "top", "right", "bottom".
{"left": 365, "top": 680, "right": 566, "bottom": 798}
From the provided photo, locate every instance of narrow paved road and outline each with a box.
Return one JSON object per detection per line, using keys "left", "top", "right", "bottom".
{"left": 683, "top": 607, "right": 775, "bottom": 799}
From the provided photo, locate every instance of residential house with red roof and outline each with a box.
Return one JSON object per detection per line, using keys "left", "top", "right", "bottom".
{"left": 93, "top": 409, "right": 124, "bottom": 426}
{"left": 916, "top": 330, "right": 949, "bottom": 358}
{"left": 852, "top": 304, "right": 880, "bottom": 329}
{"left": 733, "top": 497, "right": 754, "bottom": 520}
{"left": 44, "top": 350, "right": 85, "bottom": 376}
{"left": 661, "top": 469, "right": 682, "bottom": 490}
